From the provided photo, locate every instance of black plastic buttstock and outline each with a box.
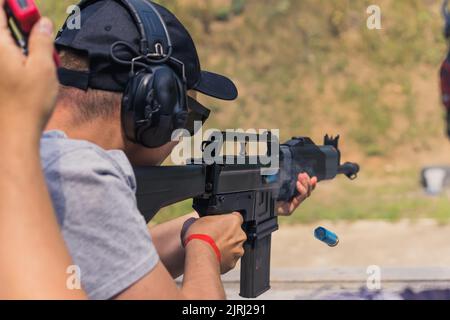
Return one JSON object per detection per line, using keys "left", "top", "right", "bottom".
{"left": 134, "top": 165, "right": 206, "bottom": 222}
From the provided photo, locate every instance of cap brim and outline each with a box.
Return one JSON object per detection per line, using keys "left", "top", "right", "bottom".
{"left": 194, "top": 71, "right": 238, "bottom": 101}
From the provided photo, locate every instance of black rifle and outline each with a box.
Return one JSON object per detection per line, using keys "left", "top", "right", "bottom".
{"left": 134, "top": 132, "right": 359, "bottom": 298}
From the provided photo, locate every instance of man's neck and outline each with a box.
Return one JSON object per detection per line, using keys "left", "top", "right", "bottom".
{"left": 45, "top": 105, "right": 125, "bottom": 151}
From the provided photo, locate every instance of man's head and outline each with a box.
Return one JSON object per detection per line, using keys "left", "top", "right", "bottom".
{"left": 57, "top": 49, "right": 121, "bottom": 124}
{"left": 51, "top": 0, "right": 238, "bottom": 164}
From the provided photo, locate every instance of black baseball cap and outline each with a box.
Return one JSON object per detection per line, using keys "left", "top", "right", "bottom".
{"left": 55, "top": 0, "right": 238, "bottom": 101}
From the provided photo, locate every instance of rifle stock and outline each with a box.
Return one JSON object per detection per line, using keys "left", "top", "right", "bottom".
{"left": 135, "top": 165, "right": 206, "bottom": 222}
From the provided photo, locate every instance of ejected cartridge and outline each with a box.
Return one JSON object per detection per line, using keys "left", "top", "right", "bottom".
{"left": 314, "top": 227, "right": 339, "bottom": 247}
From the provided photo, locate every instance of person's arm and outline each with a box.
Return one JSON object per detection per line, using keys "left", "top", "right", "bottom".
{"left": 116, "top": 213, "right": 246, "bottom": 300}
{"left": 149, "top": 212, "right": 198, "bottom": 278}
{"left": 0, "top": 2, "right": 86, "bottom": 299}
{"left": 116, "top": 242, "right": 224, "bottom": 300}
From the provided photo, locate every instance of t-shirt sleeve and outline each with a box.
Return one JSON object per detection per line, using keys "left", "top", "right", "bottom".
{"left": 44, "top": 148, "right": 159, "bottom": 300}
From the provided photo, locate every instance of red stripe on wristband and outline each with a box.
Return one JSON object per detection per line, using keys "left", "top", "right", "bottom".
{"left": 184, "top": 234, "right": 221, "bottom": 264}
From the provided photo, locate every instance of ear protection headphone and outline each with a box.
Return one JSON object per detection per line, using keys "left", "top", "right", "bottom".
{"left": 117, "top": 0, "right": 189, "bottom": 148}
{"left": 75, "top": 0, "right": 190, "bottom": 148}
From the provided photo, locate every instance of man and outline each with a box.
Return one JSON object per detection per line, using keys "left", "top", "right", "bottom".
{"left": 0, "top": 2, "right": 85, "bottom": 299}
{"left": 42, "top": 0, "right": 317, "bottom": 299}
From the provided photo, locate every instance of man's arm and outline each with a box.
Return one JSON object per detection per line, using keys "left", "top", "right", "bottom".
{"left": 149, "top": 212, "right": 198, "bottom": 278}
{"left": 116, "top": 241, "right": 224, "bottom": 300}
{"left": 116, "top": 213, "right": 246, "bottom": 300}
{"left": 0, "top": 3, "right": 85, "bottom": 299}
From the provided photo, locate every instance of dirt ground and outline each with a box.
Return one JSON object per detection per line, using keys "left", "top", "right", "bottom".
{"left": 271, "top": 219, "right": 450, "bottom": 268}
{"left": 222, "top": 219, "right": 450, "bottom": 299}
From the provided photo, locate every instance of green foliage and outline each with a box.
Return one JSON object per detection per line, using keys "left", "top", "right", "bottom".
{"left": 231, "top": 0, "right": 246, "bottom": 16}
{"left": 36, "top": 0, "right": 78, "bottom": 27}
{"left": 213, "top": 0, "right": 247, "bottom": 22}
{"left": 341, "top": 82, "right": 392, "bottom": 156}
{"left": 214, "top": 7, "right": 231, "bottom": 22}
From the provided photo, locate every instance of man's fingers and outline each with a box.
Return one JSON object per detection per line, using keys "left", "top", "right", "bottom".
{"left": 311, "top": 177, "right": 318, "bottom": 190}
{"left": 296, "top": 181, "right": 307, "bottom": 198}
{"left": 239, "top": 228, "right": 247, "bottom": 239}
{"left": 299, "top": 174, "right": 312, "bottom": 197}
{"left": 235, "top": 248, "right": 245, "bottom": 259}
{"left": 291, "top": 191, "right": 301, "bottom": 206}
{"left": 231, "top": 212, "right": 244, "bottom": 225}
{"left": 305, "top": 175, "right": 313, "bottom": 196}
{"left": 298, "top": 173, "right": 311, "bottom": 184}
{"left": 296, "top": 180, "right": 304, "bottom": 194}
{"left": 26, "top": 17, "right": 56, "bottom": 70}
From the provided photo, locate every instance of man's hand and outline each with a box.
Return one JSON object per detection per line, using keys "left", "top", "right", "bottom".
{"left": 184, "top": 213, "right": 247, "bottom": 274}
{"left": 0, "top": 3, "right": 58, "bottom": 135}
{"left": 276, "top": 173, "right": 317, "bottom": 216}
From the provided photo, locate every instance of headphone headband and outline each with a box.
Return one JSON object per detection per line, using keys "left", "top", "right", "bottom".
{"left": 66, "top": 0, "right": 172, "bottom": 56}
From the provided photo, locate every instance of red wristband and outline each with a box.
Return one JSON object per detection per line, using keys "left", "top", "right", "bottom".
{"left": 184, "top": 234, "right": 221, "bottom": 264}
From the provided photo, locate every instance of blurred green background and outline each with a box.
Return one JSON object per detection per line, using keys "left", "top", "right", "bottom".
{"left": 38, "top": 0, "right": 450, "bottom": 224}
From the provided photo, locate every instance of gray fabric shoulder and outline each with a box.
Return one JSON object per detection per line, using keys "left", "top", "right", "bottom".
{"left": 40, "top": 136, "right": 158, "bottom": 299}
{"left": 41, "top": 138, "right": 136, "bottom": 192}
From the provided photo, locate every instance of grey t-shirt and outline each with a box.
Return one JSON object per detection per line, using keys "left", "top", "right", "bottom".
{"left": 40, "top": 130, "right": 159, "bottom": 300}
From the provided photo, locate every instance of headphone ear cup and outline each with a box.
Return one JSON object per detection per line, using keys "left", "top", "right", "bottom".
{"left": 121, "top": 70, "right": 154, "bottom": 143}
{"left": 121, "top": 73, "right": 137, "bottom": 142}
{"left": 173, "top": 73, "right": 189, "bottom": 129}
{"left": 121, "top": 66, "right": 189, "bottom": 148}
{"left": 134, "top": 71, "right": 156, "bottom": 119}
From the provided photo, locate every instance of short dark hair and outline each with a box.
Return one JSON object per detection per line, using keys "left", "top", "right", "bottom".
{"left": 57, "top": 49, "right": 122, "bottom": 123}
